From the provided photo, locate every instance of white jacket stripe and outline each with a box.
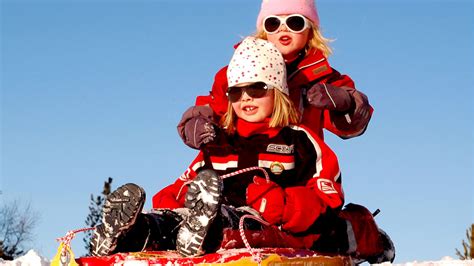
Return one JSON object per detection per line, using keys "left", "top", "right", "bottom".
{"left": 289, "top": 125, "right": 323, "bottom": 177}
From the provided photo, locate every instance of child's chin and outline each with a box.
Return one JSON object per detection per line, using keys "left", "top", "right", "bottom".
{"left": 242, "top": 116, "right": 264, "bottom": 123}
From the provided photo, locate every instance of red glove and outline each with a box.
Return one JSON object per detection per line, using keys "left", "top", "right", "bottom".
{"left": 246, "top": 176, "right": 285, "bottom": 225}
{"left": 281, "top": 187, "right": 325, "bottom": 233}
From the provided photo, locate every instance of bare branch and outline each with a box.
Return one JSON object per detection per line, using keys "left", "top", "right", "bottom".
{"left": 0, "top": 199, "right": 39, "bottom": 259}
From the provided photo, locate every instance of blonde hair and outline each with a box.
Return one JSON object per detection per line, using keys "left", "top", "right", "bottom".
{"left": 254, "top": 20, "right": 333, "bottom": 58}
{"left": 221, "top": 89, "right": 300, "bottom": 134}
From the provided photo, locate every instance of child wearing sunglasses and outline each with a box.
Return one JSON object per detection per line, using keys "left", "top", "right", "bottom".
{"left": 90, "top": 37, "right": 394, "bottom": 264}
{"left": 178, "top": 0, "right": 372, "bottom": 150}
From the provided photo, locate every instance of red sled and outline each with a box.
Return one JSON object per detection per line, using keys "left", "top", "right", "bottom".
{"left": 76, "top": 248, "right": 354, "bottom": 265}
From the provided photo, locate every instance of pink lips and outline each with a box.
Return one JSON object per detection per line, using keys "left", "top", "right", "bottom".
{"left": 279, "top": 35, "right": 292, "bottom": 46}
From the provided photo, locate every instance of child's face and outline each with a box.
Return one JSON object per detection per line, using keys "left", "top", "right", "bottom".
{"left": 232, "top": 88, "right": 274, "bottom": 123}
{"left": 266, "top": 15, "right": 310, "bottom": 61}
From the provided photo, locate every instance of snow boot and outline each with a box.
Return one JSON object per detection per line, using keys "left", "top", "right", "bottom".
{"left": 336, "top": 203, "right": 395, "bottom": 264}
{"left": 366, "top": 228, "right": 396, "bottom": 264}
{"left": 91, "top": 183, "right": 146, "bottom": 256}
{"left": 309, "top": 211, "right": 351, "bottom": 254}
{"left": 176, "top": 169, "right": 223, "bottom": 257}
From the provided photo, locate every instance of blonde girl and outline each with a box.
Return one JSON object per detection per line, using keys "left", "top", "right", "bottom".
{"left": 178, "top": 0, "right": 373, "bottom": 151}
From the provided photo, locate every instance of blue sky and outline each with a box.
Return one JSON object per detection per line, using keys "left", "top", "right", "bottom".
{"left": 1, "top": 0, "right": 473, "bottom": 263}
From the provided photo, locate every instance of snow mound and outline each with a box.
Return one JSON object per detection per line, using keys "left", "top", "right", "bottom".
{"left": 0, "top": 250, "right": 50, "bottom": 266}
{"left": 376, "top": 256, "right": 474, "bottom": 266}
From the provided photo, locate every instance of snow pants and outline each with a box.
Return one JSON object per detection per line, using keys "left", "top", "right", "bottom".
{"left": 115, "top": 203, "right": 383, "bottom": 259}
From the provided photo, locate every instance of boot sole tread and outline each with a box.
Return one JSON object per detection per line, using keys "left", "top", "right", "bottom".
{"left": 177, "top": 170, "right": 222, "bottom": 257}
{"left": 102, "top": 183, "right": 146, "bottom": 238}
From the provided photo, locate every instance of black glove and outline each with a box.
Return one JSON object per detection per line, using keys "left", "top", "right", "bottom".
{"left": 177, "top": 106, "right": 217, "bottom": 149}
{"left": 306, "top": 83, "right": 353, "bottom": 112}
{"left": 327, "top": 87, "right": 372, "bottom": 137}
{"left": 351, "top": 90, "right": 371, "bottom": 121}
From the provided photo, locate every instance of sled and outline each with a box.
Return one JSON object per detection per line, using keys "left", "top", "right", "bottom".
{"left": 53, "top": 226, "right": 355, "bottom": 266}
{"left": 75, "top": 248, "right": 354, "bottom": 265}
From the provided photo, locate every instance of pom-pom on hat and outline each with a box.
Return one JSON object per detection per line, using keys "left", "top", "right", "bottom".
{"left": 227, "top": 37, "right": 288, "bottom": 95}
{"left": 256, "top": 0, "right": 319, "bottom": 31}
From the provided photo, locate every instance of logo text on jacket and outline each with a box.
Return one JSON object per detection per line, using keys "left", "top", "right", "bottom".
{"left": 266, "top": 144, "right": 294, "bottom": 154}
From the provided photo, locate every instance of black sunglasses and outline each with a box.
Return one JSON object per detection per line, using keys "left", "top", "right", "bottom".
{"left": 263, "top": 14, "right": 310, "bottom": 34}
{"left": 226, "top": 82, "right": 271, "bottom": 103}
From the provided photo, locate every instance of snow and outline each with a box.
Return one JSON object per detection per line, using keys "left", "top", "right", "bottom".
{"left": 0, "top": 250, "right": 473, "bottom": 266}
{"left": 389, "top": 256, "right": 474, "bottom": 265}
{"left": 195, "top": 180, "right": 219, "bottom": 205}
{"left": 0, "top": 250, "right": 49, "bottom": 266}
{"left": 197, "top": 214, "right": 210, "bottom": 226}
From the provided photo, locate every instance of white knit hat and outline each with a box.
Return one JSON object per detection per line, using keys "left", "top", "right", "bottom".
{"left": 227, "top": 37, "right": 288, "bottom": 95}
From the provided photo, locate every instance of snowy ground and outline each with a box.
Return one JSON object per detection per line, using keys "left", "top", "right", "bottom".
{"left": 0, "top": 250, "right": 473, "bottom": 266}
{"left": 0, "top": 250, "right": 50, "bottom": 266}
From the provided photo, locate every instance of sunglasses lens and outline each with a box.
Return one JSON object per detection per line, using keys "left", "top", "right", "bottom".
{"left": 286, "top": 15, "right": 306, "bottom": 32}
{"left": 264, "top": 17, "right": 281, "bottom": 33}
{"left": 246, "top": 82, "right": 269, "bottom": 98}
{"left": 227, "top": 82, "right": 269, "bottom": 102}
{"left": 227, "top": 87, "right": 243, "bottom": 102}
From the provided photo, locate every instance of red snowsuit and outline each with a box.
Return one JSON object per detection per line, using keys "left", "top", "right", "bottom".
{"left": 195, "top": 48, "right": 373, "bottom": 140}
{"left": 153, "top": 119, "right": 343, "bottom": 249}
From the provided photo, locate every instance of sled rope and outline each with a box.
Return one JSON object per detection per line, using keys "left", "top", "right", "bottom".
{"left": 56, "top": 227, "right": 96, "bottom": 257}
{"left": 220, "top": 166, "right": 270, "bottom": 182}
{"left": 177, "top": 166, "right": 270, "bottom": 201}
{"left": 176, "top": 179, "right": 194, "bottom": 201}
{"left": 239, "top": 214, "right": 271, "bottom": 265}
{"left": 221, "top": 167, "right": 271, "bottom": 265}
{"left": 220, "top": 167, "right": 272, "bottom": 265}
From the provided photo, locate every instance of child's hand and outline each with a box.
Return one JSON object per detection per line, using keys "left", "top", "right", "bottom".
{"left": 247, "top": 180, "right": 326, "bottom": 233}
{"left": 184, "top": 117, "right": 216, "bottom": 148}
{"left": 178, "top": 106, "right": 217, "bottom": 149}
{"left": 281, "top": 186, "right": 325, "bottom": 233}
{"left": 246, "top": 176, "right": 285, "bottom": 225}
{"left": 306, "top": 83, "right": 353, "bottom": 112}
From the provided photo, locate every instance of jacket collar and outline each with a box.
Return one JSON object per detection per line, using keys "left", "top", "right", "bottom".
{"left": 287, "top": 48, "right": 328, "bottom": 81}
{"left": 236, "top": 118, "right": 281, "bottom": 138}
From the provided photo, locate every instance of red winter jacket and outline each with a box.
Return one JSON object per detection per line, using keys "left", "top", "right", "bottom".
{"left": 153, "top": 120, "right": 344, "bottom": 232}
{"left": 196, "top": 48, "right": 373, "bottom": 140}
